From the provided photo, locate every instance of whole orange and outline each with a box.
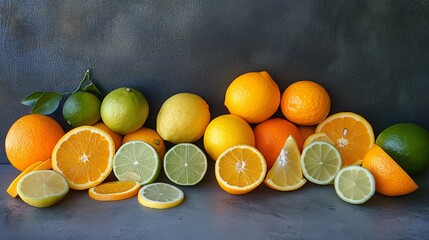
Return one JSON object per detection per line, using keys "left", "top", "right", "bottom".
{"left": 281, "top": 80, "right": 330, "bottom": 125}
{"left": 224, "top": 71, "right": 280, "bottom": 123}
{"left": 5, "top": 114, "right": 65, "bottom": 171}
{"left": 122, "top": 127, "right": 166, "bottom": 159}
{"left": 253, "top": 118, "right": 304, "bottom": 169}
{"left": 93, "top": 122, "right": 123, "bottom": 151}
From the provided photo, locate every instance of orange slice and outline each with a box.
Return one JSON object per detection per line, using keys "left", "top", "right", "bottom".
{"left": 52, "top": 126, "right": 115, "bottom": 190}
{"left": 88, "top": 181, "right": 141, "bottom": 201}
{"left": 316, "top": 112, "right": 375, "bottom": 166}
{"left": 215, "top": 145, "right": 267, "bottom": 194}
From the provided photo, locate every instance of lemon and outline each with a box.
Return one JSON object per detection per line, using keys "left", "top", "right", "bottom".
{"left": 334, "top": 165, "right": 375, "bottom": 204}
{"left": 137, "top": 182, "right": 184, "bottom": 209}
{"left": 100, "top": 87, "right": 149, "bottom": 135}
{"left": 62, "top": 91, "right": 101, "bottom": 127}
{"left": 156, "top": 93, "right": 210, "bottom": 144}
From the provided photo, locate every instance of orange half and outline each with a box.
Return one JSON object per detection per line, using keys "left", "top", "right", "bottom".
{"left": 52, "top": 126, "right": 115, "bottom": 190}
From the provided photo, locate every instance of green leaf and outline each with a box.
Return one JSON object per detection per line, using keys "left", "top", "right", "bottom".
{"left": 30, "top": 92, "right": 63, "bottom": 115}
{"left": 21, "top": 92, "right": 45, "bottom": 106}
{"left": 82, "top": 82, "right": 102, "bottom": 96}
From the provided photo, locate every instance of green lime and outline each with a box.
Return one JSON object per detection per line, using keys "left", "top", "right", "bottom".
{"left": 113, "top": 141, "right": 160, "bottom": 185}
{"left": 163, "top": 143, "right": 207, "bottom": 186}
{"left": 301, "top": 141, "right": 342, "bottom": 185}
{"left": 100, "top": 87, "right": 149, "bottom": 135}
{"left": 62, "top": 91, "right": 101, "bottom": 127}
{"left": 376, "top": 123, "right": 429, "bottom": 175}
{"left": 137, "top": 182, "right": 184, "bottom": 209}
{"left": 334, "top": 165, "right": 375, "bottom": 205}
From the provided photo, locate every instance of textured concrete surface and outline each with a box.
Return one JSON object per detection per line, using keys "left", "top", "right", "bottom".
{"left": 1, "top": 163, "right": 429, "bottom": 240}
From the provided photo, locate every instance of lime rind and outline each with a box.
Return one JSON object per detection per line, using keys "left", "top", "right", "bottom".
{"left": 113, "top": 141, "right": 160, "bottom": 185}
{"left": 334, "top": 165, "right": 375, "bottom": 204}
{"left": 138, "top": 182, "right": 184, "bottom": 209}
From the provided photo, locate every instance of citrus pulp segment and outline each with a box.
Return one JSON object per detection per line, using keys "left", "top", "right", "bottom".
{"left": 334, "top": 166, "right": 375, "bottom": 204}
{"left": 88, "top": 181, "right": 141, "bottom": 201}
{"left": 113, "top": 141, "right": 160, "bottom": 185}
{"left": 138, "top": 182, "right": 184, "bottom": 209}
{"left": 264, "top": 135, "right": 307, "bottom": 191}
{"left": 163, "top": 143, "right": 207, "bottom": 186}
{"left": 301, "top": 141, "right": 342, "bottom": 185}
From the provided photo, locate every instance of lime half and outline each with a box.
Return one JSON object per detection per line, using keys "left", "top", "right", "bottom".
{"left": 113, "top": 141, "right": 160, "bottom": 185}
{"left": 164, "top": 143, "right": 207, "bottom": 186}
{"left": 334, "top": 165, "right": 375, "bottom": 204}
{"left": 301, "top": 141, "right": 342, "bottom": 185}
{"left": 138, "top": 182, "right": 184, "bottom": 209}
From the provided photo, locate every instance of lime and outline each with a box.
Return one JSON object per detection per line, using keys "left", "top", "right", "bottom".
{"left": 334, "top": 165, "right": 375, "bottom": 204}
{"left": 113, "top": 141, "right": 160, "bottom": 185}
{"left": 62, "top": 91, "right": 101, "bottom": 127}
{"left": 163, "top": 143, "right": 207, "bottom": 186}
{"left": 301, "top": 141, "right": 342, "bottom": 185}
{"left": 17, "top": 170, "right": 69, "bottom": 208}
{"left": 137, "top": 182, "right": 184, "bottom": 209}
{"left": 376, "top": 123, "right": 429, "bottom": 175}
{"left": 101, "top": 87, "right": 149, "bottom": 135}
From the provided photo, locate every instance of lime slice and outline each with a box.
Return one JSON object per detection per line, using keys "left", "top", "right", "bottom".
{"left": 17, "top": 170, "right": 69, "bottom": 208}
{"left": 113, "top": 141, "right": 160, "bottom": 185}
{"left": 137, "top": 182, "right": 184, "bottom": 209}
{"left": 334, "top": 165, "right": 376, "bottom": 204}
{"left": 163, "top": 143, "right": 207, "bottom": 186}
{"left": 301, "top": 141, "right": 342, "bottom": 185}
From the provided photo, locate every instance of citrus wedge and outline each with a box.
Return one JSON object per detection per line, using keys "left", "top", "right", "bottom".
{"left": 163, "top": 143, "right": 207, "bottom": 186}
{"left": 88, "top": 181, "right": 141, "bottom": 201}
{"left": 264, "top": 135, "right": 307, "bottom": 191}
{"left": 316, "top": 112, "right": 375, "bottom": 166}
{"left": 7, "top": 160, "right": 43, "bottom": 198}
{"left": 17, "top": 170, "right": 69, "bottom": 208}
{"left": 138, "top": 182, "right": 184, "bottom": 209}
{"left": 113, "top": 141, "right": 160, "bottom": 185}
{"left": 303, "top": 132, "right": 335, "bottom": 149}
{"left": 334, "top": 165, "right": 376, "bottom": 204}
{"left": 301, "top": 141, "right": 342, "bottom": 185}
{"left": 215, "top": 145, "right": 267, "bottom": 194}
{"left": 52, "top": 126, "right": 115, "bottom": 190}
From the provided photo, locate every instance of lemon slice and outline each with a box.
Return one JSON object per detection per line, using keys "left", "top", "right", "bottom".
{"left": 137, "top": 182, "right": 184, "bottom": 209}
{"left": 264, "top": 135, "right": 306, "bottom": 191}
{"left": 113, "top": 141, "right": 161, "bottom": 185}
{"left": 301, "top": 141, "right": 342, "bottom": 185}
{"left": 303, "top": 132, "right": 335, "bottom": 149}
{"left": 17, "top": 170, "right": 69, "bottom": 208}
{"left": 164, "top": 143, "right": 207, "bottom": 186}
{"left": 334, "top": 166, "right": 376, "bottom": 204}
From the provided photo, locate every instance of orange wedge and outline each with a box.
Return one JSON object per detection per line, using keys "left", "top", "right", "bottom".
{"left": 316, "top": 112, "right": 375, "bottom": 166}
{"left": 52, "top": 126, "right": 115, "bottom": 190}
{"left": 88, "top": 181, "right": 141, "bottom": 201}
{"left": 215, "top": 145, "right": 267, "bottom": 194}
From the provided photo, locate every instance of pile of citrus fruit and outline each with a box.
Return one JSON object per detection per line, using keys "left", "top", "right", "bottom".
{"left": 4, "top": 70, "right": 429, "bottom": 209}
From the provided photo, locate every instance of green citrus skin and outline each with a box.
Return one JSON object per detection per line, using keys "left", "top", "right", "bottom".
{"left": 62, "top": 91, "right": 101, "bottom": 127}
{"left": 376, "top": 123, "right": 429, "bottom": 175}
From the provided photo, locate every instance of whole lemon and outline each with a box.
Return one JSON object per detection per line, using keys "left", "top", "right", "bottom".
{"left": 62, "top": 91, "right": 101, "bottom": 127}
{"left": 100, "top": 87, "right": 149, "bottom": 135}
{"left": 203, "top": 114, "right": 255, "bottom": 161}
{"left": 156, "top": 93, "right": 210, "bottom": 144}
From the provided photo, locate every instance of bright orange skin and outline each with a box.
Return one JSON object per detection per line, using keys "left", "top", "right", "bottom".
{"left": 93, "top": 122, "right": 123, "bottom": 152}
{"left": 122, "top": 127, "right": 166, "bottom": 159}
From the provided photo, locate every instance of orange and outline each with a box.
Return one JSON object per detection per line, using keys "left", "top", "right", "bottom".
{"left": 281, "top": 80, "right": 330, "bottom": 125}
{"left": 5, "top": 114, "right": 65, "bottom": 171}
{"left": 93, "top": 122, "right": 123, "bottom": 151}
{"left": 298, "top": 125, "right": 316, "bottom": 140}
{"left": 203, "top": 114, "right": 255, "bottom": 161}
{"left": 362, "top": 145, "right": 418, "bottom": 196}
{"left": 88, "top": 181, "right": 141, "bottom": 201}
{"left": 316, "top": 112, "right": 375, "bottom": 166}
{"left": 253, "top": 118, "right": 304, "bottom": 169}
{"left": 215, "top": 145, "right": 267, "bottom": 194}
{"left": 224, "top": 71, "right": 280, "bottom": 123}
{"left": 122, "top": 127, "right": 166, "bottom": 159}
{"left": 52, "top": 126, "right": 115, "bottom": 190}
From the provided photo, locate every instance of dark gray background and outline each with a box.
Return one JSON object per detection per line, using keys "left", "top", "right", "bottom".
{"left": 1, "top": 0, "right": 429, "bottom": 164}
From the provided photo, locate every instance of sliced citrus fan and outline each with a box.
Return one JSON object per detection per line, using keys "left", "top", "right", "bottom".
{"left": 301, "top": 141, "right": 342, "bottom": 185}
{"left": 316, "top": 112, "right": 375, "bottom": 166}
{"left": 88, "top": 181, "right": 141, "bottom": 201}
{"left": 113, "top": 141, "right": 160, "bottom": 185}
{"left": 303, "top": 132, "right": 335, "bottom": 149}
{"left": 334, "top": 165, "right": 375, "bottom": 204}
{"left": 17, "top": 170, "right": 69, "bottom": 208}
{"left": 52, "top": 126, "right": 115, "bottom": 190}
{"left": 215, "top": 145, "right": 267, "bottom": 194}
{"left": 164, "top": 143, "right": 207, "bottom": 186}
{"left": 264, "top": 135, "right": 306, "bottom": 191}
{"left": 138, "top": 182, "right": 184, "bottom": 209}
